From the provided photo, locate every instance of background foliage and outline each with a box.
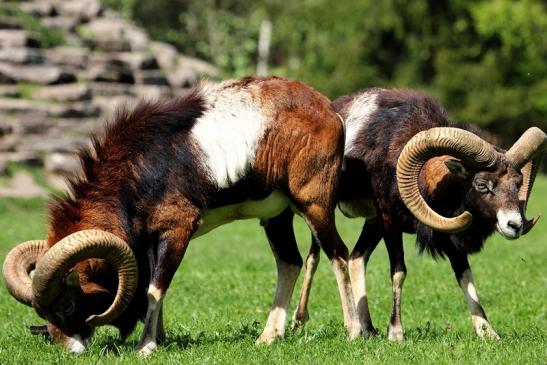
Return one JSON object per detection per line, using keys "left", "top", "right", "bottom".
{"left": 103, "top": 0, "right": 547, "bottom": 148}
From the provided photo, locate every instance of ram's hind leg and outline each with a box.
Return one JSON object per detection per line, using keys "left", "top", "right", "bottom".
{"left": 292, "top": 237, "right": 320, "bottom": 330}
{"left": 382, "top": 218, "right": 406, "bottom": 341}
{"left": 349, "top": 219, "right": 382, "bottom": 336}
{"left": 301, "top": 204, "right": 360, "bottom": 340}
{"left": 257, "top": 208, "right": 302, "bottom": 344}
{"left": 448, "top": 252, "right": 500, "bottom": 339}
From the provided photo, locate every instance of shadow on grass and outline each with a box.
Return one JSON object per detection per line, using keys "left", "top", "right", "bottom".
{"left": 92, "top": 319, "right": 347, "bottom": 355}
{"left": 87, "top": 320, "right": 547, "bottom": 356}
{"left": 164, "top": 320, "right": 263, "bottom": 350}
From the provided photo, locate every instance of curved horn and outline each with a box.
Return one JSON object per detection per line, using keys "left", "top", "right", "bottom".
{"left": 506, "top": 127, "right": 547, "bottom": 170}
{"left": 3, "top": 240, "right": 48, "bottom": 306}
{"left": 506, "top": 127, "right": 547, "bottom": 234}
{"left": 31, "top": 230, "right": 138, "bottom": 327}
{"left": 397, "top": 127, "right": 499, "bottom": 233}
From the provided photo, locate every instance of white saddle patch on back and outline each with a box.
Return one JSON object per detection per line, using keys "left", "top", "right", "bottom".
{"left": 344, "top": 92, "right": 379, "bottom": 157}
{"left": 194, "top": 190, "right": 290, "bottom": 238}
{"left": 191, "top": 82, "right": 266, "bottom": 188}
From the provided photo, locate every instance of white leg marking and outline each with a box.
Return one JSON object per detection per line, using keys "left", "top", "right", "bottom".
{"left": 388, "top": 271, "right": 405, "bottom": 341}
{"left": 459, "top": 269, "right": 500, "bottom": 339}
{"left": 332, "top": 259, "right": 361, "bottom": 340}
{"left": 191, "top": 82, "right": 266, "bottom": 188}
{"left": 257, "top": 263, "right": 300, "bottom": 344}
{"left": 137, "top": 284, "right": 164, "bottom": 356}
{"left": 66, "top": 334, "right": 87, "bottom": 353}
{"left": 349, "top": 255, "right": 375, "bottom": 334}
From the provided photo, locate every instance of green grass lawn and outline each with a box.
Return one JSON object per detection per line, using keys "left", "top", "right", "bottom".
{"left": 0, "top": 176, "right": 545, "bottom": 364}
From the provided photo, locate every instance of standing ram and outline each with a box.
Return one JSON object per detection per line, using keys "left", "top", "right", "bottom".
{"left": 2, "top": 77, "right": 361, "bottom": 355}
{"left": 292, "top": 88, "right": 546, "bottom": 340}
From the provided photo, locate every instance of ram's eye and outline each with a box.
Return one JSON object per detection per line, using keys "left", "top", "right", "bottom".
{"left": 63, "top": 302, "right": 75, "bottom": 316}
{"left": 475, "top": 180, "right": 489, "bottom": 193}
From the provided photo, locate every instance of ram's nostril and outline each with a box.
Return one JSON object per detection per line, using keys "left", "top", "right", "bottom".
{"left": 507, "top": 220, "right": 522, "bottom": 231}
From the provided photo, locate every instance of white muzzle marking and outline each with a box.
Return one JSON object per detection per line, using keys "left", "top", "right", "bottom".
{"left": 67, "top": 334, "right": 87, "bottom": 353}
{"left": 496, "top": 209, "right": 523, "bottom": 239}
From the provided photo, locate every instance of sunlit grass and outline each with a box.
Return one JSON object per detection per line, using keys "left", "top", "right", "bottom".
{"left": 0, "top": 176, "right": 545, "bottom": 364}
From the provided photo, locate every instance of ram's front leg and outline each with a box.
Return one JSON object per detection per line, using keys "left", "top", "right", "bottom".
{"left": 448, "top": 253, "right": 500, "bottom": 339}
{"left": 138, "top": 215, "right": 198, "bottom": 356}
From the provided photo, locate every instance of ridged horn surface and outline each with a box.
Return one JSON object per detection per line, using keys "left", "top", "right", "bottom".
{"left": 31, "top": 230, "right": 138, "bottom": 326}
{"left": 506, "top": 128, "right": 547, "bottom": 235}
{"left": 3, "top": 240, "right": 48, "bottom": 306}
{"left": 397, "top": 127, "right": 498, "bottom": 233}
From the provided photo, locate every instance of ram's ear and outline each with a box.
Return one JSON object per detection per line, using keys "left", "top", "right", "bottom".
{"left": 64, "top": 271, "right": 80, "bottom": 287}
{"left": 445, "top": 159, "right": 470, "bottom": 179}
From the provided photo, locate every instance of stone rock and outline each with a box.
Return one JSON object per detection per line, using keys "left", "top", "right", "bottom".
{"left": 1, "top": 151, "right": 42, "bottom": 166}
{"left": 165, "top": 55, "right": 219, "bottom": 88}
{"left": 173, "top": 88, "right": 193, "bottom": 98}
{"left": 41, "top": 16, "right": 80, "bottom": 33}
{"left": 56, "top": 0, "right": 104, "bottom": 22}
{"left": 53, "top": 118, "right": 101, "bottom": 136}
{"left": 0, "top": 47, "right": 46, "bottom": 64}
{"left": 150, "top": 42, "right": 218, "bottom": 87}
{"left": 0, "top": 85, "right": 19, "bottom": 98}
{"left": 86, "top": 38, "right": 131, "bottom": 52}
{"left": 0, "top": 117, "right": 13, "bottom": 136}
{"left": 45, "top": 47, "right": 89, "bottom": 69}
{"left": 90, "top": 52, "right": 159, "bottom": 71}
{"left": 123, "top": 26, "right": 149, "bottom": 51}
{"left": 45, "top": 152, "right": 81, "bottom": 175}
{"left": 50, "top": 102, "right": 101, "bottom": 118}
{"left": 0, "top": 30, "right": 41, "bottom": 48}
{"left": 0, "top": 63, "right": 76, "bottom": 85}
{"left": 10, "top": 113, "right": 54, "bottom": 135}
{"left": 134, "top": 85, "right": 174, "bottom": 100}
{"left": 81, "top": 64, "right": 134, "bottom": 84}
{"left": 88, "top": 82, "right": 133, "bottom": 97}
{"left": 0, "top": 98, "right": 49, "bottom": 116}
{"left": 0, "top": 72, "right": 16, "bottom": 84}
{"left": 150, "top": 41, "right": 178, "bottom": 70}
{"left": 32, "top": 83, "right": 92, "bottom": 102}
{"left": 17, "top": 134, "right": 87, "bottom": 154}
{"left": 94, "top": 95, "right": 137, "bottom": 117}
{"left": 20, "top": 1, "right": 57, "bottom": 17}
{"left": 134, "top": 70, "right": 170, "bottom": 86}
{"left": 0, "top": 135, "right": 18, "bottom": 152}
{"left": 80, "top": 18, "right": 132, "bottom": 52}
{"left": 0, "top": 17, "right": 23, "bottom": 30}
{"left": 0, "top": 158, "right": 7, "bottom": 175}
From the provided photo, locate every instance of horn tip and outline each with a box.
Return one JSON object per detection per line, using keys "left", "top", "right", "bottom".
{"left": 86, "top": 314, "right": 100, "bottom": 327}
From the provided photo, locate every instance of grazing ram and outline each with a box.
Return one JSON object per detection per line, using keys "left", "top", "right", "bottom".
{"left": 2, "top": 77, "right": 361, "bottom": 355}
{"left": 292, "top": 88, "right": 546, "bottom": 340}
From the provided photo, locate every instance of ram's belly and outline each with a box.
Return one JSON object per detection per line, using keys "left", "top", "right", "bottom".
{"left": 193, "top": 190, "right": 290, "bottom": 239}
{"left": 338, "top": 198, "right": 376, "bottom": 219}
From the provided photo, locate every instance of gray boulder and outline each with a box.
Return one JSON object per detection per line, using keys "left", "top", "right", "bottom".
{"left": 0, "top": 63, "right": 76, "bottom": 84}
{"left": 0, "top": 30, "right": 41, "bottom": 48}
{"left": 32, "top": 83, "right": 92, "bottom": 102}
{"left": 0, "top": 47, "right": 46, "bottom": 64}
